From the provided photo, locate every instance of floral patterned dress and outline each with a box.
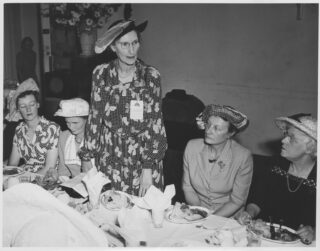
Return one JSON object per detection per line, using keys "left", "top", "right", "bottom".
{"left": 13, "top": 116, "right": 60, "bottom": 172}
{"left": 80, "top": 59, "right": 167, "bottom": 195}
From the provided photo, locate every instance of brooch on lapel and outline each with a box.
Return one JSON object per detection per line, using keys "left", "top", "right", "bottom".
{"left": 217, "top": 161, "right": 226, "bottom": 172}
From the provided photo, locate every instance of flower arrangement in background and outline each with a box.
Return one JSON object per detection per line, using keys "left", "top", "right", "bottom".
{"left": 50, "top": 3, "right": 122, "bottom": 33}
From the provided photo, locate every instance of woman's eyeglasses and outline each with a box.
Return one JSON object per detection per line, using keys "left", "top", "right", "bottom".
{"left": 117, "top": 40, "right": 140, "bottom": 50}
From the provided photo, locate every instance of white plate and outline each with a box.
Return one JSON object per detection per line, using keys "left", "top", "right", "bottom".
{"left": 165, "top": 206, "right": 210, "bottom": 224}
{"left": 251, "top": 223, "right": 300, "bottom": 244}
{"left": 100, "top": 190, "right": 133, "bottom": 211}
{"left": 3, "top": 166, "right": 25, "bottom": 177}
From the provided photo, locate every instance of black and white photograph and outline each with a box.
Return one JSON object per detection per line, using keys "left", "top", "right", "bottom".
{"left": 1, "top": 0, "right": 318, "bottom": 248}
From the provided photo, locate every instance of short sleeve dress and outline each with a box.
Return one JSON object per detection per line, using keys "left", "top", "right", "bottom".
{"left": 249, "top": 157, "right": 316, "bottom": 230}
{"left": 13, "top": 116, "right": 60, "bottom": 172}
{"left": 80, "top": 59, "right": 168, "bottom": 195}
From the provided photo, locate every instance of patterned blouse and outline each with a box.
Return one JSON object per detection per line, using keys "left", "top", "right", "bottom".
{"left": 13, "top": 116, "right": 60, "bottom": 172}
{"left": 80, "top": 59, "right": 167, "bottom": 194}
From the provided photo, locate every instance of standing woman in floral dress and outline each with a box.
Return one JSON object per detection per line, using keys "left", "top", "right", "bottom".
{"left": 79, "top": 20, "right": 167, "bottom": 196}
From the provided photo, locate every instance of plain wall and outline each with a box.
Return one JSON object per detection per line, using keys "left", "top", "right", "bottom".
{"left": 131, "top": 3, "right": 318, "bottom": 155}
{"left": 3, "top": 4, "right": 40, "bottom": 84}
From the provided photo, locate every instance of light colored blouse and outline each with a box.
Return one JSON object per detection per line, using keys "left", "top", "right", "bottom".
{"left": 182, "top": 138, "right": 253, "bottom": 211}
{"left": 58, "top": 130, "right": 82, "bottom": 178}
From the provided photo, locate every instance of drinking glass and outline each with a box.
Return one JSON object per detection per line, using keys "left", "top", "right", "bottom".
{"left": 151, "top": 208, "right": 165, "bottom": 228}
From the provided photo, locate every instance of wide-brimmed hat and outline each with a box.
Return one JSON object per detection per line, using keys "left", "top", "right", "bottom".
{"left": 5, "top": 78, "right": 39, "bottom": 122}
{"left": 95, "top": 19, "right": 148, "bottom": 54}
{"left": 54, "top": 98, "right": 89, "bottom": 117}
{"left": 275, "top": 113, "right": 317, "bottom": 141}
{"left": 197, "top": 104, "right": 248, "bottom": 130}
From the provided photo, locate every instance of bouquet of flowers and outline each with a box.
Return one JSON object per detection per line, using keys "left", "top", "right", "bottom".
{"left": 50, "top": 3, "right": 122, "bottom": 33}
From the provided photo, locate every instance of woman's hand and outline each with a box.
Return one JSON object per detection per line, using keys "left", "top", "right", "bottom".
{"left": 296, "top": 224, "right": 315, "bottom": 244}
{"left": 43, "top": 167, "right": 59, "bottom": 182}
{"left": 139, "top": 169, "right": 152, "bottom": 197}
{"left": 237, "top": 211, "right": 252, "bottom": 225}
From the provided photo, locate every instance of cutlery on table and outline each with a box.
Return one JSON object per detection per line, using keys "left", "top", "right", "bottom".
{"left": 269, "top": 216, "right": 276, "bottom": 239}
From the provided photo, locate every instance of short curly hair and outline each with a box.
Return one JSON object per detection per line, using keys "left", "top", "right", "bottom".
{"left": 16, "top": 90, "right": 40, "bottom": 108}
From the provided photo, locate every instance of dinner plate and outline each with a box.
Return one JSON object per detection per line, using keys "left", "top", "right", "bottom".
{"left": 250, "top": 223, "right": 300, "bottom": 244}
{"left": 165, "top": 206, "right": 210, "bottom": 224}
{"left": 3, "top": 166, "right": 25, "bottom": 177}
{"left": 100, "top": 190, "right": 133, "bottom": 211}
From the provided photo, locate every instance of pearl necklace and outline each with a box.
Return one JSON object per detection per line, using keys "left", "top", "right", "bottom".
{"left": 286, "top": 161, "right": 315, "bottom": 192}
{"left": 286, "top": 174, "right": 304, "bottom": 193}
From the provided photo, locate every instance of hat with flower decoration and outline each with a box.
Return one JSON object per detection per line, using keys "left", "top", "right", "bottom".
{"left": 275, "top": 113, "right": 317, "bottom": 141}
{"left": 95, "top": 19, "right": 148, "bottom": 54}
{"left": 5, "top": 78, "right": 39, "bottom": 122}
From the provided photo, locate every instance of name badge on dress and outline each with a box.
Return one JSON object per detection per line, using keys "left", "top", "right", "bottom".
{"left": 130, "top": 100, "right": 144, "bottom": 120}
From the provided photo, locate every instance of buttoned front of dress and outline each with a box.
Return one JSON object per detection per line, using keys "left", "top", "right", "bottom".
{"left": 183, "top": 138, "right": 253, "bottom": 211}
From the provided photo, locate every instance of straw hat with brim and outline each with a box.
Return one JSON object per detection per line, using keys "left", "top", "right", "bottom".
{"left": 275, "top": 114, "right": 317, "bottom": 141}
{"left": 95, "top": 19, "right": 148, "bottom": 54}
{"left": 54, "top": 98, "right": 89, "bottom": 117}
{"left": 201, "top": 104, "right": 248, "bottom": 130}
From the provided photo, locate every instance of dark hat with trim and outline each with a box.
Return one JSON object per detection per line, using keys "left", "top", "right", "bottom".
{"left": 95, "top": 19, "right": 148, "bottom": 54}
{"left": 197, "top": 104, "right": 248, "bottom": 130}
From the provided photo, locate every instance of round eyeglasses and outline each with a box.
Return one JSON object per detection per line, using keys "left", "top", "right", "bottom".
{"left": 117, "top": 40, "right": 140, "bottom": 50}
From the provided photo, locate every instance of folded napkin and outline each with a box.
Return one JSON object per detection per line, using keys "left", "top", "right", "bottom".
{"left": 134, "top": 185, "right": 175, "bottom": 210}
{"left": 116, "top": 206, "right": 149, "bottom": 246}
{"left": 82, "top": 165, "right": 110, "bottom": 209}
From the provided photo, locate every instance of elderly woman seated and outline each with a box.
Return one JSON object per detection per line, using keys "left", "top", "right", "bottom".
{"left": 54, "top": 98, "right": 89, "bottom": 178}
{"left": 182, "top": 104, "right": 253, "bottom": 217}
{"left": 238, "top": 113, "right": 317, "bottom": 244}
{"left": 7, "top": 78, "right": 60, "bottom": 176}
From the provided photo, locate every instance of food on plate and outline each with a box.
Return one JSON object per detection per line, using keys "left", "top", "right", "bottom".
{"left": 275, "top": 228, "right": 299, "bottom": 242}
{"left": 249, "top": 219, "right": 299, "bottom": 242}
{"left": 250, "top": 219, "right": 271, "bottom": 238}
{"left": 100, "top": 190, "right": 132, "bottom": 210}
{"left": 170, "top": 202, "right": 208, "bottom": 221}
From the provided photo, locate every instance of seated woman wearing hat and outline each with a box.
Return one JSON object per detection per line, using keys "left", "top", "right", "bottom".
{"left": 238, "top": 113, "right": 317, "bottom": 244}
{"left": 182, "top": 104, "right": 253, "bottom": 217}
{"left": 8, "top": 79, "right": 60, "bottom": 175}
{"left": 54, "top": 98, "right": 89, "bottom": 178}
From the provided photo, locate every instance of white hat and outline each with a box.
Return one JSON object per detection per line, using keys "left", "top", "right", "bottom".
{"left": 54, "top": 98, "right": 89, "bottom": 117}
{"left": 275, "top": 113, "right": 317, "bottom": 141}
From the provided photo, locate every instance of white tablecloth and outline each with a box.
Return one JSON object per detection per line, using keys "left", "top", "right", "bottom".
{"left": 86, "top": 205, "right": 315, "bottom": 247}
{"left": 3, "top": 177, "right": 316, "bottom": 248}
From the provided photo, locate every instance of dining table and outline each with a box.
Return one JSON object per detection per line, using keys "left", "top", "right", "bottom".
{"left": 2, "top": 169, "right": 317, "bottom": 248}
{"left": 86, "top": 204, "right": 316, "bottom": 247}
